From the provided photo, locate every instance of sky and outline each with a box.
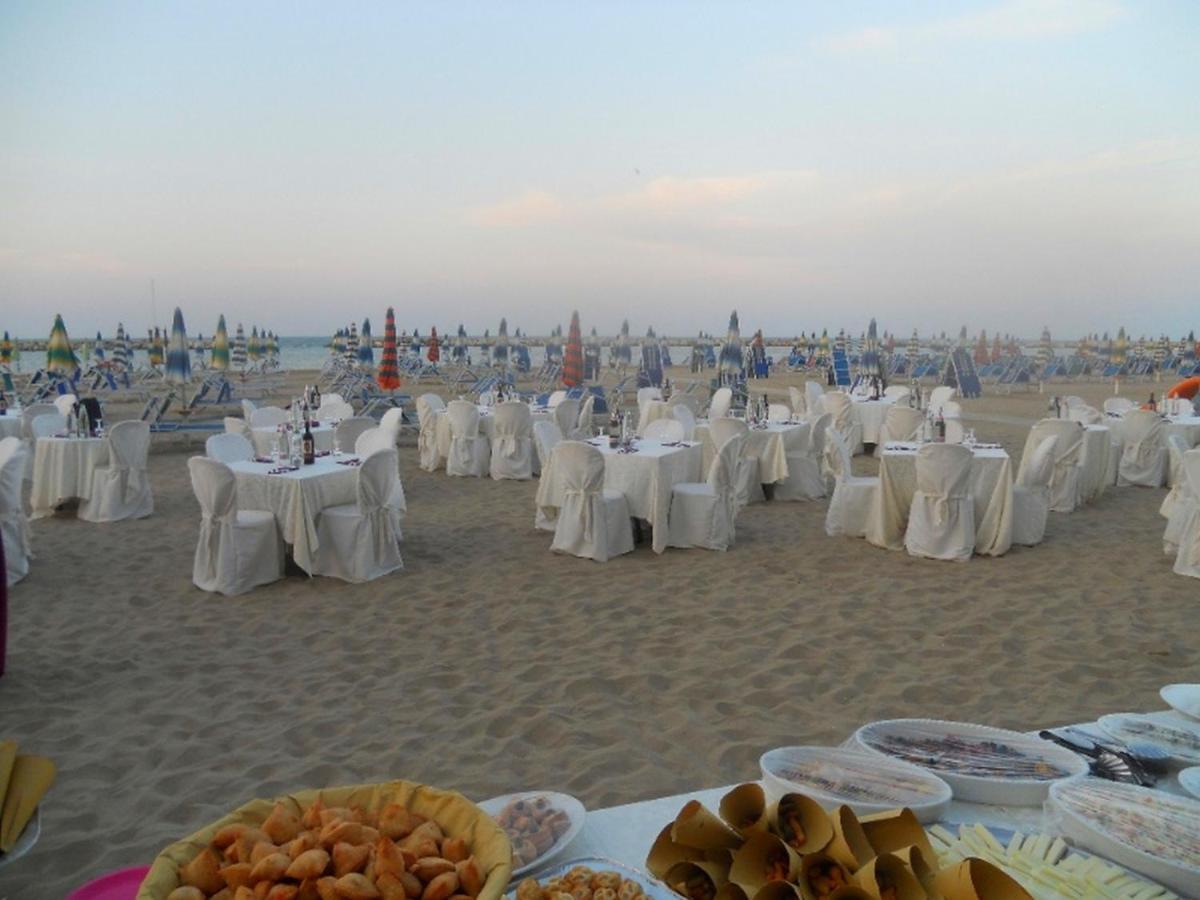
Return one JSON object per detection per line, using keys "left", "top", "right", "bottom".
{"left": 2, "top": 0, "right": 1198, "bottom": 340}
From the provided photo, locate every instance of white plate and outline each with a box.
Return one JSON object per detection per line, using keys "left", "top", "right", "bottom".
{"left": 1179, "top": 766, "right": 1200, "bottom": 800}
{"left": 853, "top": 718, "right": 1088, "bottom": 806}
{"left": 1097, "top": 713, "right": 1200, "bottom": 765}
{"left": 0, "top": 807, "right": 41, "bottom": 871}
{"left": 479, "top": 791, "right": 585, "bottom": 877}
{"left": 514, "top": 856, "right": 675, "bottom": 900}
{"left": 1160, "top": 683, "right": 1200, "bottom": 721}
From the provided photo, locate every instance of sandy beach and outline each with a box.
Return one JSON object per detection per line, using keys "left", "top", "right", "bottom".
{"left": 1, "top": 370, "right": 1196, "bottom": 897}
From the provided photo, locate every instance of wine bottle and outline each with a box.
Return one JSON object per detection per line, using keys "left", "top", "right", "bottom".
{"left": 302, "top": 414, "right": 315, "bottom": 465}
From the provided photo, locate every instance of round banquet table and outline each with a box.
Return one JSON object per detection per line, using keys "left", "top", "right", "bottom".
{"left": 30, "top": 435, "right": 107, "bottom": 519}
{"left": 250, "top": 422, "right": 335, "bottom": 458}
{"left": 850, "top": 395, "right": 897, "bottom": 445}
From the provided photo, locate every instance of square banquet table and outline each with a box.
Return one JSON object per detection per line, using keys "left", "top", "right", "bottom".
{"left": 850, "top": 395, "right": 897, "bottom": 445}
{"left": 1018, "top": 423, "right": 1110, "bottom": 506}
{"left": 434, "top": 404, "right": 553, "bottom": 460}
{"left": 30, "top": 435, "right": 108, "bottom": 518}
{"left": 535, "top": 438, "right": 703, "bottom": 553}
{"left": 250, "top": 422, "right": 336, "bottom": 457}
{"left": 1165, "top": 413, "right": 1200, "bottom": 448}
{"left": 692, "top": 420, "right": 805, "bottom": 484}
{"left": 0, "top": 408, "right": 22, "bottom": 441}
{"left": 866, "top": 442, "right": 1014, "bottom": 556}
{"left": 228, "top": 455, "right": 360, "bottom": 574}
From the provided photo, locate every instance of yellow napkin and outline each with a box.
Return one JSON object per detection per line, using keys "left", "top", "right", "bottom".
{"left": 0, "top": 740, "right": 16, "bottom": 809}
{"left": 0, "top": 754, "right": 56, "bottom": 852}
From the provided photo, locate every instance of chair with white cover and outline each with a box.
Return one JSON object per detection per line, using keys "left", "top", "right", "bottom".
{"left": 206, "top": 432, "right": 255, "bottom": 464}
{"left": 548, "top": 442, "right": 635, "bottom": 562}
{"left": 224, "top": 416, "right": 252, "bottom": 439}
{"left": 379, "top": 407, "right": 405, "bottom": 442}
{"left": 78, "top": 420, "right": 153, "bottom": 522}
{"left": 1103, "top": 397, "right": 1135, "bottom": 416}
{"left": 574, "top": 393, "right": 595, "bottom": 439}
{"left": 335, "top": 416, "right": 376, "bottom": 453}
{"left": 249, "top": 406, "right": 289, "bottom": 429}
{"left": 788, "top": 386, "right": 806, "bottom": 419}
{"left": 0, "top": 437, "right": 31, "bottom": 586}
{"left": 444, "top": 400, "right": 490, "bottom": 477}
{"left": 672, "top": 404, "right": 697, "bottom": 440}
{"left": 241, "top": 399, "right": 258, "bottom": 420}
{"left": 669, "top": 393, "right": 702, "bottom": 416}
{"left": 416, "top": 393, "right": 446, "bottom": 472}
{"left": 773, "top": 420, "right": 824, "bottom": 502}
{"left": 1170, "top": 449, "right": 1200, "bottom": 578}
{"left": 187, "top": 457, "right": 284, "bottom": 596}
{"left": 927, "top": 386, "right": 956, "bottom": 415}
{"left": 319, "top": 399, "right": 355, "bottom": 421}
{"left": 1064, "top": 395, "right": 1087, "bottom": 410}
{"left": 884, "top": 385, "right": 911, "bottom": 401}
{"left": 708, "top": 387, "right": 733, "bottom": 420}
{"left": 904, "top": 443, "right": 975, "bottom": 561}
{"left": 1067, "top": 405, "right": 1103, "bottom": 425}
{"left": 312, "top": 449, "right": 404, "bottom": 582}
{"left": 355, "top": 426, "right": 392, "bottom": 458}
{"left": 19, "top": 403, "right": 57, "bottom": 481}
{"left": 667, "top": 433, "right": 741, "bottom": 551}
{"left": 804, "top": 381, "right": 825, "bottom": 419}
{"left": 643, "top": 418, "right": 685, "bottom": 443}
{"left": 819, "top": 392, "right": 863, "bottom": 455}
{"left": 532, "top": 420, "right": 563, "bottom": 477}
{"left": 941, "top": 401, "right": 965, "bottom": 444}
{"left": 824, "top": 429, "right": 879, "bottom": 537}
{"left": 546, "top": 390, "right": 567, "bottom": 409}
{"left": 1012, "top": 436, "right": 1057, "bottom": 546}
{"left": 1161, "top": 434, "right": 1191, "bottom": 532}
{"left": 53, "top": 394, "right": 77, "bottom": 417}
{"left": 1021, "top": 419, "right": 1084, "bottom": 513}
{"left": 637, "top": 387, "right": 662, "bottom": 412}
{"left": 553, "top": 398, "right": 580, "bottom": 439}
{"left": 1116, "top": 409, "right": 1166, "bottom": 487}
{"left": 874, "top": 405, "right": 925, "bottom": 458}
{"left": 490, "top": 401, "right": 534, "bottom": 480}
{"left": 32, "top": 413, "right": 66, "bottom": 438}
{"left": 768, "top": 403, "right": 791, "bottom": 423}
{"left": 709, "top": 417, "right": 764, "bottom": 507}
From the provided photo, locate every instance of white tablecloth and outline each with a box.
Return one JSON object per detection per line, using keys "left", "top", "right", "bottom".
{"left": 229, "top": 456, "right": 360, "bottom": 574}
{"left": 535, "top": 439, "right": 703, "bottom": 553}
{"left": 30, "top": 436, "right": 107, "bottom": 518}
{"left": 250, "top": 423, "right": 335, "bottom": 457}
{"left": 637, "top": 400, "right": 674, "bottom": 435}
{"left": 0, "top": 412, "right": 21, "bottom": 440}
{"left": 866, "top": 444, "right": 1014, "bottom": 556}
{"left": 850, "top": 396, "right": 897, "bottom": 445}
{"left": 434, "top": 406, "right": 552, "bottom": 461}
{"left": 1165, "top": 414, "right": 1200, "bottom": 448}
{"left": 693, "top": 421, "right": 804, "bottom": 484}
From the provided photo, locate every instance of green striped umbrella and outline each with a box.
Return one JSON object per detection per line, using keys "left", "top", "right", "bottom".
{"left": 166, "top": 307, "right": 192, "bottom": 384}
{"left": 46, "top": 314, "right": 78, "bottom": 374}
{"left": 247, "top": 326, "right": 262, "bottom": 362}
{"left": 211, "top": 316, "right": 230, "bottom": 371}
{"left": 268, "top": 330, "right": 279, "bottom": 358}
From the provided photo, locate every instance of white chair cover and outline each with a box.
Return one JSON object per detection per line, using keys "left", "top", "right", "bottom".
{"left": 241, "top": 399, "right": 258, "bottom": 420}
{"left": 445, "top": 399, "right": 489, "bottom": 477}
{"left": 1161, "top": 434, "right": 1192, "bottom": 527}
{"left": 773, "top": 421, "right": 825, "bottom": 502}
{"left": 637, "top": 387, "right": 662, "bottom": 411}
{"left": 941, "top": 401, "right": 965, "bottom": 444}
{"left": 335, "top": 416, "right": 377, "bottom": 453}
{"left": 1067, "top": 405, "right": 1103, "bottom": 425}
{"left": 490, "top": 401, "right": 534, "bottom": 480}
{"left": 1171, "top": 449, "right": 1200, "bottom": 578}
{"left": 883, "top": 385, "right": 910, "bottom": 401}
{"left": 669, "top": 393, "right": 702, "bottom": 415}
{"left": 927, "top": 386, "right": 956, "bottom": 415}
{"left": 667, "top": 433, "right": 741, "bottom": 551}
{"left": 416, "top": 393, "right": 446, "bottom": 472}
{"left": 804, "top": 382, "right": 824, "bottom": 418}
{"left": 313, "top": 449, "right": 404, "bottom": 582}
{"left": 672, "top": 404, "right": 697, "bottom": 440}
{"left": 554, "top": 398, "right": 581, "bottom": 440}
{"left": 643, "top": 418, "right": 685, "bottom": 442}
{"left": 53, "top": 394, "right": 77, "bottom": 417}
{"left": 904, "top": 443, "right": 975, "bottom": 561}
{"left": 249, "top": 406, "right": 289, "bottom": 429}
{"left": 546, "top": 390, "right": 567, "bottom": 409}
{"left": 709, "top": 387, "right": 733, "bottom": 420}
{"left": 1103, "top": 397, "right": 1136, "bottom": 416}
{"left": 1116, "top": 409, "right": 1166, "bottom": 487}
{"left": 320, "top": 392, "right": 345, "bottom": 406}
{"left": 379, "top": 407, "right": 404, "bottom": 442}
{"left": 207, "top": 432, "right": 255, "bottom": 464}
{"left": 0, "top": 437, "right": 31, "bottom": 586}
{"left": 1064, "top": 395, "right": 1087, "bottom": 409}
{"left": 21, "top": 403, "right": 58, "bottom": 440}
{"left": 874, "top": 405, "right": 925, "bottom": 458}
{"left": 224, "top": 416, "right": 252, "bottom": 439}
{"left": 318, "top": 399, "right": 355, "bottom": 421}
{"left": 31, "top": 413, "right": 66, "bottom": 438}
{"left": 1020, "top": 419, "right": 1083, "bottom": 512}
{"left": 355, "top": 426, "right": 393, "bottom": 458}
{"left": 824, "top": 430, "right": 879, "bottom": 537}
{"left": 819, "top": 392, "right": 863, "bottom": 455}
{"left": 709, "top": 417, "right": 763, "bottom": 507}
{"left": 187, "top": 457, "right": 284, "bottom": 595}
{"left": 1012, "top": 435, "right": 1057, "bottom": 546}
{"left": 768, "top": 403, "right": 791, "bottom": 423}
{"left": 79, "top": 420, "right": 153, "bottom": 522}
{"left": 574, "top": 393, "right": 595, "bottom": 439}
{"left": 533, "top": 420, "right": 563, "bottom": 478}
{"left": 548, "top": 442, "right": 635, "bottom": 562}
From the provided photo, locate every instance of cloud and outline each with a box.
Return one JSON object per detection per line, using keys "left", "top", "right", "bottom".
{"left": 0, "top": 247, "right": 131, "bottom": 275}
{"left": 818, "top": 0, "right": 1125, "bottom": 54}
{"left": 465, "top": 190, "right": 563, "bottom": 227}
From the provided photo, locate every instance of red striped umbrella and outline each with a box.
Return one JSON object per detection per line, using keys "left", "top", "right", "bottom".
{"left": 377, "top": 307, "right": 401, "bottom": 390}
{"left": 427, "top": 326, "right": 440, "bottom": 363}
{"left": 562, "top": 310, "right": 583, "bottom": 387}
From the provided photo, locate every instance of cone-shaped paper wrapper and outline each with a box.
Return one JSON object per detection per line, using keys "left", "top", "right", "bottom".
{"left": 770, "top": 793, "right": 835, "bottom": 856}
{"left": 0, "top": 740, "right": 17, "bottom": 809}
{"left": 829, "top": 890, "right": 874, "bottom": 900}
{"left": 666, "top": 860, "right": 731, "bottom": 900}
{"left": 851, "top": 854, "right": 926, "bottom": 900}
{"left": 707, "top": 848, "right": 735, "bottom": 869}
{"left": 932, "top": 859, "right": 1031, "bottom": 900}
{"left": 798, "top": 854, "right": 853, "bottom": 900}
{"left": 751, "top": 882, "right": 801, "bottom": 900}
{"left": 895, "top": 845, "right": 941, "bottom": 899}
{"left": 673, "top": 799, "right": 744, "bottom": 851}
{"left": 860, "top": 809, "right": 934, "bottom": 861}
{"left": 721, "top": 783, "right": 768, "bottom": 835}
{"left": 648, "top": 822, "right": 707, "bottom": 878}
{"left": 717, "top": 883, "right": 751, "bottom": 900}
{"left": 730, "top": 831, "right": 802, "bottom": 895}
{"left": 824, "top": 806, "right": 874, "bottom": 871}
{"left": 0, "top": 755, "right": 55, "bottom": 852}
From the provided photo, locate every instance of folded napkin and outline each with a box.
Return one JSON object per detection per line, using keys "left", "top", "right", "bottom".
{"left": 336, "top": 458, "right": 363, "bottom": 467}
{"left": 0, "top": 744, "right": 55, "bottom": 853}
{"left": 315, "top": 450, "right": 331, "bottom": 458}
{"left": 267, "top": 465, "right": 299, "bottom": 475}
{"left": 253, "top": 456, "right": 273, "bottom": 464}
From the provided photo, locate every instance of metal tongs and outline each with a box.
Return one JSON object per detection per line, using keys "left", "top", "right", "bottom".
{"left": 1038, "top": 728, "right": 1156, "bottom": 786}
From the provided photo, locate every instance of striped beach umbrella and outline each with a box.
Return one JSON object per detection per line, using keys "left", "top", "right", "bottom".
{"left": 1154, "top": 335, "right": 1168, "bottom": 370}
{"left": 211, "top": 316, "right": 230, "bottom": 371}
{"left": 358, "top": 319, "right": 374, "bottom": 366}
{"left": 112, "top": 324, "right": 130, "bottom": 370}
{"left": 1038, "top": 327, "right": 1053, "bottom": 365}
{"left": 247, "top": 326, "right": 262, "bottom": 362}
{"left": 345, "top": 322, "right": 359, "bottom": 362}
{"left": 614, "top": 319, "right": 631, "bottom": 366}
{"left": 165, "top": 307, "right": 192, "bottom": 384}
{"left": 427, "top": 326, "right": 440, "bottom": 363}
{"left": 453, "top": 323, "right": 467, "bottom": 362}
{"left": 991, "top": 333, "right": 1002, "bottom": 363}
{"left": 47, "top": 314, "right": 78, "bottom": 374}
{"left": 0, "top": 331, "right": 13, "bottom": 365}
{"left": 907, "top": 330, "right": 919, "bottom": 362}
{"left": 974, "top": 330, "right": 989, "bottom": 366}
{"left": 92, "top": 331, "right": 106, "bottom": 365}
{"left": 861, "top": 318, "right": 882, "bottom": 379}
{"left": 147, "top": 327, "right": 163, "bottom": 367}
{"left": 1113, "top": 327, "right": 1127, "bottom": 366}
{"left": 331, "top": 327, "right": 345, "bottom": 357}
{"left": 377, "top": 307, "right": 401, "bottom": 390}
{"left": 562, "top": 311, "right": 583, "bottom": 388}
{"left": 232, "top": 323, "right": 247, "bottom": 370}
{"left": 718, "top": 310, "right": 742, "bottom": 378}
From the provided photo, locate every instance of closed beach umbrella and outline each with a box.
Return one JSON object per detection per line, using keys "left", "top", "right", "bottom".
{"left": 147, "top": 327, "right": 163, "bottom": 367}
{"left": 907, "top": 329, "right": 919, "bottom": 362}
{"left": 92, "top": 331, "right": 106, "bottom": 364}
{"left": 719, "top": 310, "right": 742, "bottom": 378}
{"left": 358, "top": 319, "right": 374, "bottom": 366}
{"left": 248, "top": 326, "right": 263, "bottom": 362}
{"left": 974, "top": 330, "right": 988, "bottom": 366}
{"left": 331, "top": 327, "right": 345, "bottom": 358}
{"left": 1038, "top": 327, "right": 1053, "bottom": 365}
{"left": 562, "top": 311, "right": 583, "bottom": 387}
{"left": 0, "top": 331, "right": 13, "bottom": 365}
{"left": 1113, "top": 327, "right": 1127, "bottom": 366}
{"left": 427, "top": 326, "right": 440, "bottom": 363}
{"left": 232, "top": 323, "right": 247, "bottom": 370}
{"left": 453, "top": 323, "right": 467, "bottom": 362}
{"left": 112, "top": 324, "right": 130, "bottom": 371}
{"left": 615, "top": 319, "right": 632, "bottom": 366}
{"left": 642, "top": 325, "right": 664, "bottom": 386}
{"left": 211, "top": 316, "right": 230, "bottom": 371}
{"left": 165, "top": 307, "right": 192, "bottom": 384}
{"left": 861, "top": 318, "right": 882, "bottom": 379}
{"left": 345, "top": 322, "right": 359, "bottom": 363}
{"left": 46, "top": 314, "right": 78, "bottom": 374}
{"left": 377, "top": 307, "right": 401, "bottom": 390}
{"left": 991, "top": 333, "right": 1002, "bottom": 363}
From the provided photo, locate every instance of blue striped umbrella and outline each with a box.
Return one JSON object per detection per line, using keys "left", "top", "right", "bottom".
{"left": 112, "top": 324, "right": 130, "bottom": 370}
{"left": 358, "top": 318, "right": 374, "bottom": 365}
{"left": 165, "top": 307, "right": 192, "bottom": 384}
{"left": 719, "top": 310, "right": 742, "bottom": 376}
{"left": 92, "top": 330, "right": 106, "bottom": 364}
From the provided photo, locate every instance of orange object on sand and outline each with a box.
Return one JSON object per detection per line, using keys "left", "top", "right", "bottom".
{"left": 1166, "top": 376, "right": 1200, "bottom": 400}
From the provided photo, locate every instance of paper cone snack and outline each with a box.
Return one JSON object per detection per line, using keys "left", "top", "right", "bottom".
{"left": 666, "top": 860, "right": 731, "bottom": 900}
{"left": 798, "top": 854, "right": 853, "bottom": 900}
{"left": 824, "top": 806, "right": 874, "bottom": 871}
{"left": 673, "top": 799, "right": 744, "bottom": 850}
{"left": 770, "top": 793, "right": 834, "bottom": 855}
{"left": 707, "top": 848, "right": 735, "bottom": 868}
{"left": 0, "top": 740, "right": 17, "bottom": 807}
{"left": 0, "top": 755, "right": 55, "bottom": 852}
{"left": 851, "top": 853, "right": 925, "bottom": 900}
{"left": 716, "top": 883, "right": 751, "bottom": 900}
{"left": 751, "top": 882, "right": 802, "bottom": 900}
{"left": 932, "top": 859, "right": 1031, "bottom": 900}
{"left": 895, "top": 845, "right": 941, "bottom": 899}
{"left": 828, "top": 890, "right": 874, "bottom": 900}
{"left": 730, "top": 831, "right": 802, "bottom": 895}
{"left": 648, "top": 822, "right": 708, "bottom": 878}
{"left": 721, "top": 783, "right": 768, "bottom": 835}
{"left": 859, "top": 809, "right": 934, "bottom": 861}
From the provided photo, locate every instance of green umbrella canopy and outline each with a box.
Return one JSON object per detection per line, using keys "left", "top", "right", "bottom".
{"left": 211, "top": 315, "right": 230, "bottom": 371}
{"left": 46, "top": 314, "right": 78, "bottom": 374}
